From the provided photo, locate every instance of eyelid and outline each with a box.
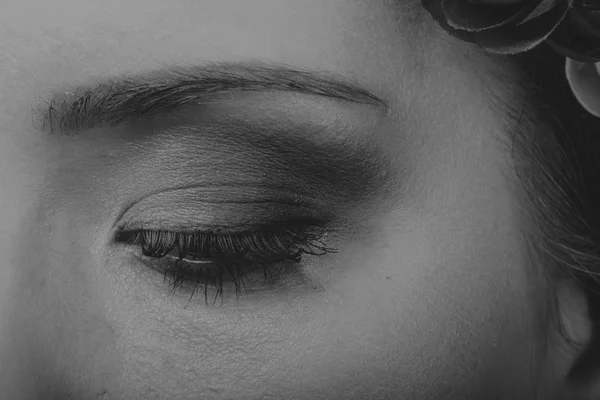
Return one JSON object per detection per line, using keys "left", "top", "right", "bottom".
{"left": 114, "top": 185, "right": 333, "bottom": 233}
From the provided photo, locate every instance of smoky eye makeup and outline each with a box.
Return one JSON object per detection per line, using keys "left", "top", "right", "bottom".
{"left": 111, "top": 184, "right": 342, "bottom": 306}
{"left": 103, "top": 118, "right": 400, "bottom": 306}
{"left": 113, "top": 188, "right": 337, "bottom": 304}
{"left": 75, "top": 88, "right": 399, "bottom": 307}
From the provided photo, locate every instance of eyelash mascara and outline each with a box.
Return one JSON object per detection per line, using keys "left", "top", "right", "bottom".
{"left": 114, "top": 223, "right": 336, "bottom": 306}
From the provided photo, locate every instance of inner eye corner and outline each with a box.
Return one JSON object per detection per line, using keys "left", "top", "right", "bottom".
{"left": 112, "top": 229, "right": 138, "bottom": 244}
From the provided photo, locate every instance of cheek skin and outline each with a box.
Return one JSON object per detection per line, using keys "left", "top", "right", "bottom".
{"left": 305, "top": 111, "right": 538, "bottom": 398}
{"left": 2, "top": 206, "right": 120, "bottom": 400}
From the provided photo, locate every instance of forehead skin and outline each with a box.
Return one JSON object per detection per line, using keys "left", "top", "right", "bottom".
{"left": 0, "top": 1, "right": 550, "bottom": 399}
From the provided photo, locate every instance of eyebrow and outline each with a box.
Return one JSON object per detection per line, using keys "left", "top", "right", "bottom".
{"left": 32, "top": 60, "right": 388, "bottom": 135}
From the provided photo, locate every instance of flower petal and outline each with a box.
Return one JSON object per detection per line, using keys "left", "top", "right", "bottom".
{"left": 565, "top": 58, "right": 600, "bottom": 117}
{"left": 521, "top": 0, "right": 565, "bottom": 23}
{"left": 443, "top": 0, "right": 524, "bottom": 31}
{"left": 469, "top": 0, "right": 524, "bottom": 5}
{"left": 470, "top": 0, "right": 571, "bottom": 53}
{"left": 444, "top": 0, "right": 566, "bottom": 32}
{"left": 546, "top": 2, "right": 600, "bottom": 62}
{"left": 421, "top": 0, "right": 479, "bottom": 41}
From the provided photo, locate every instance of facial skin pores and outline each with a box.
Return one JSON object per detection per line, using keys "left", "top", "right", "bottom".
{"left": 0, "top": 0, "right": 592, "bottom": 399}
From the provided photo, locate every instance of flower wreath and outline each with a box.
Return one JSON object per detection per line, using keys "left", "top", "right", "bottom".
{"left": 421, "top": 0, "right": 600, "bottom": 118}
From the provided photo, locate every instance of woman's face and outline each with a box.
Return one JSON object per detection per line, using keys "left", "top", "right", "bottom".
{"left": 0, "top": 0, "right": 572, "bottom": 399}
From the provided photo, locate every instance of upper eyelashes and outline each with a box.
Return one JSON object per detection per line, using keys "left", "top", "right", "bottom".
{"left": 114, "top": 222, "right": 337, "bottom": 306}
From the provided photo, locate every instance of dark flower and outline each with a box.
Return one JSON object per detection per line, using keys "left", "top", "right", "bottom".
{"left": 421, "top": 0, "right": 600, "bottom": 62}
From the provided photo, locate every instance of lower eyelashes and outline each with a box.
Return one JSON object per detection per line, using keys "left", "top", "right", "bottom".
{"left": 137, "top": 254, "right": 298, "bottom": 307}
{"left": 113, "top": 222, "right": 337, "bottom": 306}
